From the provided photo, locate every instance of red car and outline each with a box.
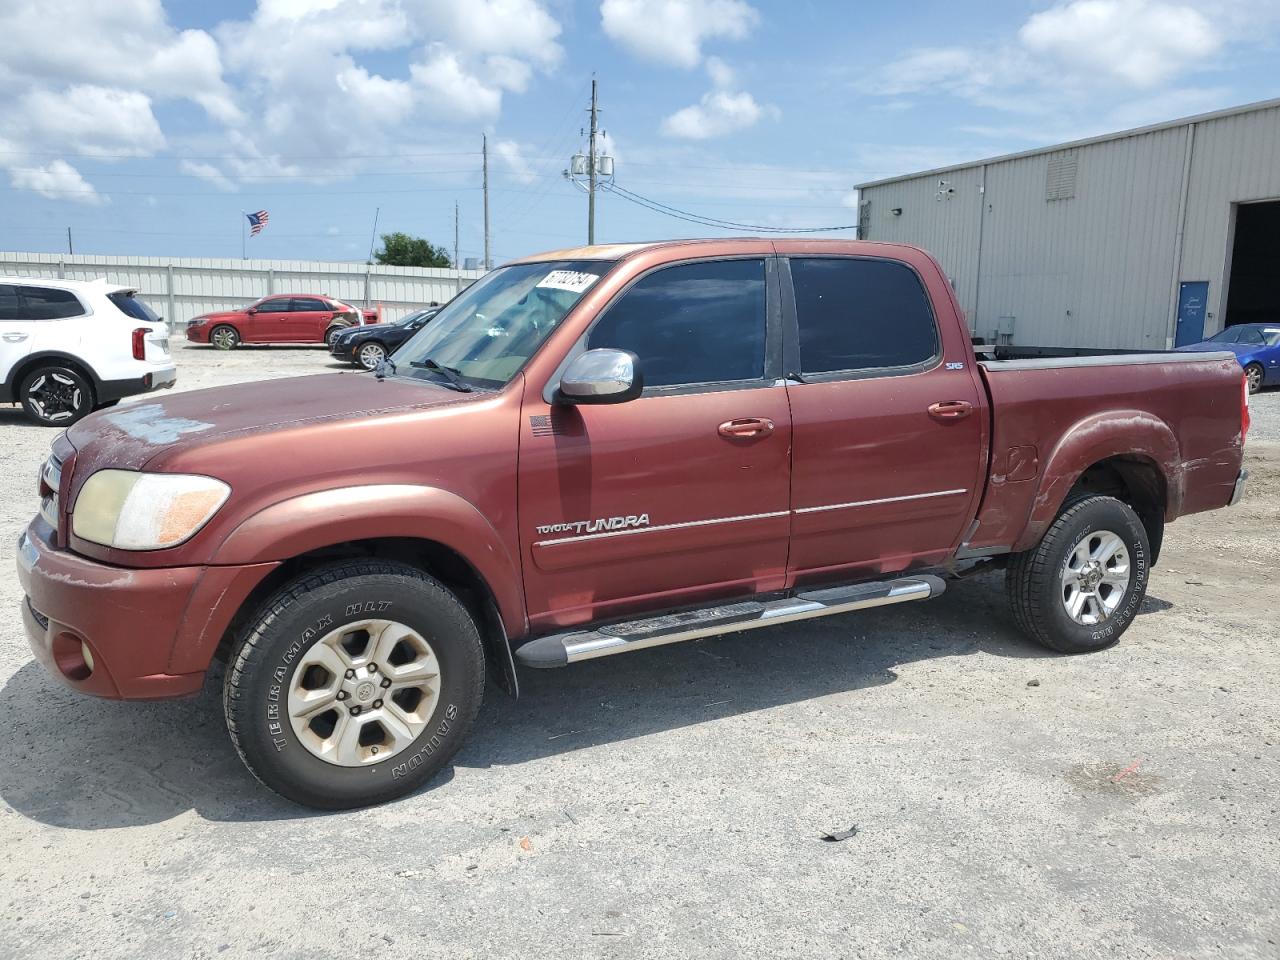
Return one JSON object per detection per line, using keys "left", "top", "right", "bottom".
{"left": 185, "top": 294, "right": 380, "bottom": 350}
{"left": 19, "top": 238, "right": 1248, "bottom": 809}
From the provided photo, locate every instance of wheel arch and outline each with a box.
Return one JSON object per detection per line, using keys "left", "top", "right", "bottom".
{"left": 1016, "top": 411, "right": 1179, "bottom": 561}
{"left": 7, "top": 351, "right": 102, "bottom": 402}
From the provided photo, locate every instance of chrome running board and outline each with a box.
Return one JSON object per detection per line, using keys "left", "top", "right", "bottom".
{"left": 514, "top": 575, "right": 946, "bottom": 668}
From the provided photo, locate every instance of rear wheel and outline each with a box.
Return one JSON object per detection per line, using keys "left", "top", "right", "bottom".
{"left": 211, "top": 324, "right": 240, "bottom": 350}
{"left": 1007, "top": 495, "right": 1149, "bottom": 654}
{"left": 19, "top": 365, "right": 94, "bottom": 426}
{"left": 223, "top": 560, "right": 485, "bottom": 809}
{"left": 357, "top": 341, "right": 387, "bottom": 371}
{"left": 1244, "top": 362, "right": 1264, "bottom": 395}
{"left": 325, "top": 325, "right": 347, "bottom": 350}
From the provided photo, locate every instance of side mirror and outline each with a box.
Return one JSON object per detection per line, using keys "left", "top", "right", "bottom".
{"left": 245, "top": 306, "right": 257, "bottom": 315}
{"left": 558, "top": 348, "right": 643, "bottom": 405}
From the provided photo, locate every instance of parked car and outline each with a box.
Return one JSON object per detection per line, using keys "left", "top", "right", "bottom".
{"left": 331, "top": 308, "right": 439, "bottom": 370}
{"left": 1175, "top": 322, "right": 1280, "bottom": 393}
{"left": 0, "top": 277, "right": 175, "bottom": 426}
{"left": 19, "top": 239, "right": 1248, "bottom": 808}
{"left": 185, "top": 295, "right": 379, "bottom": 350}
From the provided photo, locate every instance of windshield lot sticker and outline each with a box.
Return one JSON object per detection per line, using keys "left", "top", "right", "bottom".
{"left": 536, "top": 270, "right": 600, "bottom": 293}
{"left": 537, "top": 514, "right": 650, "bottom": 537}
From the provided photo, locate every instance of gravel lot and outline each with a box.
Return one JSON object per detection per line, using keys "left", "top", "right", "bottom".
{"left": 1, "top": 344, "right": 1277, "bottom": 960}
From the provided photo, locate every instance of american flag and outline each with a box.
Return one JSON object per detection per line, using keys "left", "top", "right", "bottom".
{"left": 246, "top": 210, "right": 270, "bottom": 236}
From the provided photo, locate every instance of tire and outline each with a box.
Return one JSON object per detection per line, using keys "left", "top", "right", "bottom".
{"left": 211, "top": 324, "right": 240, "bottom": 351}
{"left": 224, "top": 560, "right": 486, "bottom": 809}
{"left": 1006, "top": 495, "right": 1150, "bottom": 654}
{"left": 1244, "top": 362, "right": 1264, "bottom": 395}
{"left": 19, "top": 365, "right": 95, "bottom": 426}
{"left": 357, "top": 341, "right": 386, "bottom": 371}
{"left": 325, "top": 326, "right": 347, "bottom": 350}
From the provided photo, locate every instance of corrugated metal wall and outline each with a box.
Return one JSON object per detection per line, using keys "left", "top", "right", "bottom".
{"left": 0, "top": 253, "right": 485, "bottom": 329}
{"left": 859, "top": 102, "right": 1280, "bottom": 350}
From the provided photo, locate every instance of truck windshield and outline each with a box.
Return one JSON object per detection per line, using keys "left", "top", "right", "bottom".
{"left": 392, "top": 259, "right": 613, "bottom": 388}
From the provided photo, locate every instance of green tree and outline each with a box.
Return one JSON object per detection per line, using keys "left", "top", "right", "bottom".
{"left": 373, "top": 232, "right": 452, "bottom": 268}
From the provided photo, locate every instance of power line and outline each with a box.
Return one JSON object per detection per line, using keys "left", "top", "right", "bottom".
{"left": 0, "top": 149, "right": 481, "bottom": 161}
{"left": 601, "top": 183, "right": 857, "bottom": 233}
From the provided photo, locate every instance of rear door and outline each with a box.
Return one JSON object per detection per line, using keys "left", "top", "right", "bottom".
{"left": 781, "top": 253, "right": 987, "bottom": 583}
{"left": 290, "top": 297, "right": 334, "bottom": 342}
{"left": 0, "top": 284, "right": 33, "bottom": 388}
{"left": 518, "top": 255, "right": 792, "bottom": 630}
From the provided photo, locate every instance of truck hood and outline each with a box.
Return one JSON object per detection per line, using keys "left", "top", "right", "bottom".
{"left": 66, "top": 374, "right": 475, "bottom": 471}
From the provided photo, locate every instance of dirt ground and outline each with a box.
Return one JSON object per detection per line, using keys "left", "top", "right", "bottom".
{"left": 0, "top": 343, "right": 1277, "bottom": 960}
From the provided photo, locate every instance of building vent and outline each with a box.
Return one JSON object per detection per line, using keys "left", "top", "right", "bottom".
{"left": 1045, "top": 152, "right": 1077, "bottom": 201}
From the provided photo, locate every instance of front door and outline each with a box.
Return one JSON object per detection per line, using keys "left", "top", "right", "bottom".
{"left": 249, "top": 297, "right": 292, "bottom": 342}
{"left": 518, "top": 256, "right": 792, "bottom": 630}
{"left": 1175, "top": 281, "right": 1210, "bottom": 346}
{"left": 781, "top": 254, "right": 987, "bottom": 583}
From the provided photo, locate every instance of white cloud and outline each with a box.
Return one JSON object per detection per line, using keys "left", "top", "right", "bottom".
{"left": 601, "top": 0, "right": 759, "bottom": 68}
{"left": 19, "top": 86, "right": 166, "bottom": 157}
{"left": 8, "top": 160, "right": 106, "bottom": 205}
{"left": 410, "top": 47, "right": 504, "bottom": 120}
{"left": 1020, "top": 0, "right": 1221, "bottom": 87}
{"left": 494, "top": 140, "right": 536, "bottom": 184}
{"left": 179, "top": 160, "right": 237, "bottom": 192}
{"left": 661, "top": 56, "right": 776, "bottom": 139}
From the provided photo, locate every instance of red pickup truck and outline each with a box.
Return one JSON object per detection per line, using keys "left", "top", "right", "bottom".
{"left": 18, "top": 239, "right": 1248, "bottom": 809}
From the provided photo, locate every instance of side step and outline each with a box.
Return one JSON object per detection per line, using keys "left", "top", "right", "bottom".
{"left": 514, "top": 575, "right": 946, "bottom": 669}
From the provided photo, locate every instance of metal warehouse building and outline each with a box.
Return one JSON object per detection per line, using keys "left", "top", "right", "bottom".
{"left": 853, "top": 98, "right": 1280, "bottom": 352}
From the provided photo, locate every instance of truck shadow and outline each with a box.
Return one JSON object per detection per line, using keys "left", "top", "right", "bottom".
{"left": 0, "top": 573, "right": 1167, "bottom": 829}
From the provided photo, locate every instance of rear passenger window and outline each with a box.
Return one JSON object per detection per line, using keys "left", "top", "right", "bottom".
{"left": 0, "top": 285, "right": 20, "bottom": 321}
{"left": 19, "top": 286, "right": 84, "bottom": 320}
{"left": 588, "top": 259, "right": 766, "bottom": 388}
{"left": 790, "top": 258, "right": 938, "bottom": 374}
{"left": 292, "top": 298, "right": 329, "bottom": 311}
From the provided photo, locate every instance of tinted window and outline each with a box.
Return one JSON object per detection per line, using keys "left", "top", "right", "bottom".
{"left": 790, "top": 258, "right": 938, "bottom": 373}
{"left": 0, "top": 285, "right": 19, "bottom": 321}
{"left": 1236, "top": 327, "right": 1265, "bottom": 346}
{"left": 587, "top": 259, "right": 766, "bottom": 388}
{"left": 292, "top": 297, "right": 329, "bottom": 312}
{"left": 19, "top": 286, "right": 84, "bottom": 320}
{"left": 258, "top": 298, "right": 292, "bottom": 312}
{"left": 108, "top": 291, "right": 161, "bottom": 322}
{"left": 1208, "top": 327, "right": 1240, "bottom": 343}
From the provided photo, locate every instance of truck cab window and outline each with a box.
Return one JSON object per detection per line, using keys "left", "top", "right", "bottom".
{"left": 588, "top": 259, "right": 766, "bottom": 388}
{"left": 790, "top": 258, "right": 938, "bottom": 374}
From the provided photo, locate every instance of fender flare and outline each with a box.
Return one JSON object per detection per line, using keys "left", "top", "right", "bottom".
{"left": 1015, "top": 410, "right": 1181, "bottom": 552}
{"left": 210, "top": 484, "right": 526, "bottom": 635}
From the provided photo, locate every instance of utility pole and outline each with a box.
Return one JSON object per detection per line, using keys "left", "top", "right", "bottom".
{"left": 587, "top": 76, "right": 598, "bottom": 245}
{"left": 66, "top": 227, "right": 73, "bottom": 255}
{"left": 367, "top": 206, "right": 380, "bottom": 264}
{"left": 482, "top": 134, "right": 491, "bottom": 270}
{"left": 454, "top": 201, "right": 461, "bottom": 293}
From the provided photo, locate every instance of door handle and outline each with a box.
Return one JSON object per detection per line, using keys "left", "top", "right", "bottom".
{"left": 2, "top": 333, "right": 29, "bottom": 343}
{"left": 718, "top": 417, "right": 774, "bottom": 439}
{"left": 928, "top": 400, "right": 973, "bottom": 421}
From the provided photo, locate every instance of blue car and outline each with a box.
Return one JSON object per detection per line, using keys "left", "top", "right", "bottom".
{"left": 1176, "top": 323, "right": 1280, "bottom": 394}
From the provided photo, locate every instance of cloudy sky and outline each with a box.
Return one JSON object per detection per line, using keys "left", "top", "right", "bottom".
{"left": 2, "top": 0, "right": 1278, "bottom": 263}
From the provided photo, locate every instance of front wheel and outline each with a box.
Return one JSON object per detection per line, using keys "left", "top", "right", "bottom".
{"left": 1006, "top": 495, "right": 1150, "bottom": 654}
{"left": 211, "top": 324, "right": 240, "bottom": 350}
{"left": 19, "top": 365, "right": 95, "bottom": 426}
{"left": 1244, "top": 362, "right": 1264, "bottom": 395}
{"left": 357, "top": 341, "right": 386, "bottom": 371}
{"left": 224, "top": 560, "right": 486, "bottom": 809}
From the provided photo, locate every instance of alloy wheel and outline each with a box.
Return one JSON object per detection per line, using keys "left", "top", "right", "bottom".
{"left": 27, "top": 372, "right": 84, "bottom": 423}
{"left": 288, "top": 619, "right": 442, "bottom": 766}
{"left": 1060, "top": 530, "right": 1131, "bottom": 625}
{"left": 358, "top": 343, "right": 386, "bottom": 371}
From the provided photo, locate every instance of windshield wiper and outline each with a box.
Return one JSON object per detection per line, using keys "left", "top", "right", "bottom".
{"left": 409, "top": 357, "right": 473, "bottom": 392}
{"left": 374, "top": 356, "right": 397, "bottom": 379}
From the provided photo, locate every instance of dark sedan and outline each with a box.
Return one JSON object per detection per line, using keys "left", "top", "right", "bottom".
{"left": 330, "top": 308, "right": 438, "bottom": 370}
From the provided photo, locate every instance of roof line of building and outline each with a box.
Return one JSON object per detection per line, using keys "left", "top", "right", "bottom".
{"left": 852, "top": 96, "right": 1280, "bottom": 190}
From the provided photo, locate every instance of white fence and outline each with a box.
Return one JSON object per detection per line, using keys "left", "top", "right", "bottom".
{"left": 0, "top": 252, "right": 486, "bottom": 330}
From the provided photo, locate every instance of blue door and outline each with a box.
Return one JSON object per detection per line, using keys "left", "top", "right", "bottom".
{"left": 1175, "top": 281, "right": 1209, "bottom": 346}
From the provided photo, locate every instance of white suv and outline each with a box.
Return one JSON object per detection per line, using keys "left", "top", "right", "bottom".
{"left": 0, "top": 277, "right": 177, "bottom": 426}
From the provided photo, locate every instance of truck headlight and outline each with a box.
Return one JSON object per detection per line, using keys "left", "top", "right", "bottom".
{"left": 72, "top": 470, "right": 231, "bottom": 550}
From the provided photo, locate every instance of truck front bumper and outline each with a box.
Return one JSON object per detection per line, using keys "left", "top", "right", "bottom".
{"left": 15, "top": 516, "right": 275, "bottom": 700}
